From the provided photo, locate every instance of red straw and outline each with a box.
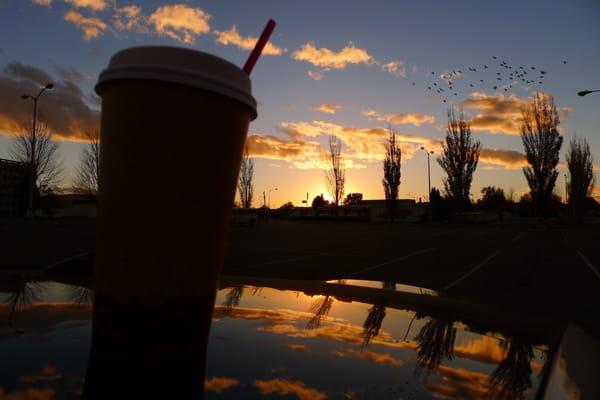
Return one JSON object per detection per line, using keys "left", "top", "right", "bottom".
{"left": 243, "top": 19, "right": 276, "bottom": 75}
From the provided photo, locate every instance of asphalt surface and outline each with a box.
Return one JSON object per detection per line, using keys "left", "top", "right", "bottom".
{"left": 224, "top": 220, "right": 600, "bottom": 337}
{"left": 2, "top": 218, "right": 600, "bottom": 337}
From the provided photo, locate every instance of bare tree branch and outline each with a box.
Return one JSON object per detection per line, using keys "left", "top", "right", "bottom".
{"left": 237, "top": 145, "right": 254, "bottom": 208}
{"left": 9, "top": 120, "right": 62, "bottom": 193}
{"left": 74, "top": 130, "right": 100, "bottom": 195}
{"left": 325, "top": 134, "right": 345, "bottom": 207}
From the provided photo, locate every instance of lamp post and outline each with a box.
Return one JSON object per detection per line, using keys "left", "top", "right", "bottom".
{"left": 420, "top": 147, "right": 434, "bottom": 200}
{"left": 564, "top": 174, "right": 569, "bottom": 205}
{"left": 268, "top": 187, "right": 278, "bottom": 209}
{"left": 577, "top": 90, "right": 600, "bottom": 97}
{"left": 21, "top": 82, "right": 54, "bottom": 218}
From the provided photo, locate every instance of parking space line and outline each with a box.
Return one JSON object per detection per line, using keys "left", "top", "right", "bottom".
{"left": 234, "top": 254, "right": 321, "bottom": 270}
{"left": 512, "top": 232, "right": 525, "bottom": 242}
{"left": 442, "top": 250, "right": 501, "bottom": 290}
{"left": 576, "top": 250, "right": 600, "bottom": 280}
{"left": 233, "top": 241, "right": 386, "bottom": 271}
{"left": 343, "top": 248, "right": 435, "bottom": 278}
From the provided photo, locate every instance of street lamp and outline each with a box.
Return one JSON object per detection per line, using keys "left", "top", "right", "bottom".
{"left": 578, "top": 90, "right": 600, "bottom": 97}
{"left": 21, "top": 82, "right": 54, "bottom": 218}
{"left": 420, "top": 147, "right": 434, "bottom": 200}
{"left": 268, "top": 187, "right": 278, "bottom": 209}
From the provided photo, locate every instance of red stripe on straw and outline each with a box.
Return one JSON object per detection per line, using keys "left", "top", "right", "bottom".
{"left": 243, "top": 19, "right": 276, "bottom": 75}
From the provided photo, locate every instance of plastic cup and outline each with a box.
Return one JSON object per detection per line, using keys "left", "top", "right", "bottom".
{"left": 83, "top": 46, "right": 257, "bottom": 398}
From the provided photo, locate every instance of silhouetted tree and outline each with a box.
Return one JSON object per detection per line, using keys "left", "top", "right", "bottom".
{"left": 325, "top": 135, "right": 345, "bottom": 207}
{"left": 414, "top": 316, "right": 456, "bottom": 376}
{"left": 382, "top": 126, "right": 401, "bottom": 219}
{"left": 567, "top": 137, "right": 594, "bottom": 222}
{"left": 311, "top": 194, "right": 329, "bottom": 208}
{"left": 74, "top": 130, "right": 100, "bottom": 195}
{"left": 520, "top": 93, "right": 563, "bottom": 218}
{"left": 429, "top": 187, "right": 449, "bottom": 222}
{"left": 10, "top": 121, "right": 62, "bottom": 209}
{"left": 238, "top": 145, "right": 254, "bottom": 208}
{"left": 343, "top": 193, "right": 363, "bottom": 205}
{"left": 488, "top": 340, "right": 534, "bottom": 399}
{"left": 478, "top": 186, "right": 507, "bottom": 209}
{"left": 437, "top": 108, "right": 480, "bottom": 210}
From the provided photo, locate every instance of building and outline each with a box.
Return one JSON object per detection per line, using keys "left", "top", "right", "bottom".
{"left": 0, "top": 158, "right": 28, "bottom": 217}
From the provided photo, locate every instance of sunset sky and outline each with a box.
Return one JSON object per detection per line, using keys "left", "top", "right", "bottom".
{"left": 0, "top": 0, "right": 599, "bottom": 206}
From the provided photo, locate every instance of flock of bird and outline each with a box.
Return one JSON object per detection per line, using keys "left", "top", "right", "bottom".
{"left": 412, "top": 56, "right": 569, "bottom": 104}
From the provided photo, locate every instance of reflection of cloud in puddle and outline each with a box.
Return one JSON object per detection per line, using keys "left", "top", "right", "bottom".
{"left": 424, "top": 364, "right": 491, "bottom": 399}
{"left": 253, "top": 378, "right": 327, "bottom": 400}
{"left": 454, "top": 336, "right": 506, "bottom": 365}
{"left": 331, "top": 348, "right": 404, "bottom": 367}
{"left": 19, "top": 364, "right": 62, "bottom": 384}
{"left": 0, "top": 387, "right": 55, "bottom": 400}
{"left": 204, "top": 376, "right": 240, "bottom": 393}
{"left": 287, "top": 343, "right": 308, "bottom": 352}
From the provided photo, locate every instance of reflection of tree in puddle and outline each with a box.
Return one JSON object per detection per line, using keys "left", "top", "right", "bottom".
{"left": 222, "top": 286, "right": 263, "bottom": 310}
{"left": 305, "top": 280, "right": 347, "bottom": 330}
{"left": 3, "top": 279, "right": 45, "bottom": 334}
{"left": 488, "top": 339, "right": 534, "bottom": 399}
{"left": 362, "top": 305, "right": 386, "bottom": 346}
{"left": 414, "top": 316, "right": 456, "bottom": 376}
{"left": 361, "top": 282, "right": 394, "bottom": 346}
{"left": 223, "top": 286, "right": 245, "bottom": 309}
{"left": 306, "top": 296, "right": 334, "bottom": 330}
{"left": 69, "top": 285, "right": 94, "bottom": 305}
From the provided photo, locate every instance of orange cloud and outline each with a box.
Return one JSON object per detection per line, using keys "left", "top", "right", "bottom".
{"left": 246, "top": 133, "right": 321, "bottom": 162}
{"left": 204, "top": 377, "right": 240, "bottom": 393}
{"left": 292, "top": 42, "right": 374, "bottom": 69}
{"left": 381, "top": 60, "right": 406, "bottom": 78}
{"left": 362, "top": 108, "right": 436, "bottom": 126}
{"left": 63, "top": 10, "right": 108, "bottom": 40}
{"left": 312, "top": 103, "right": 344, "bottom": 114}
{"left": 148, "top": 4, "right": 210, "bottom": 44}
{"left": 460, "top": 91, "right": 569, "bottom": 136}
{"left": 253, "top": 379, "right": 327, "bottom": 400}
{"left": 215, "top": 26, "right": 285, "bottom": 56}
{"left": 32, "top": 0, "right": 52, "bottom": 6}
{"left": 307, "top": 70, "right": 324, "bottom": 80}
{"left": 113, "top": 5, "right": 146, "bottom": 32}
{"left": 331, "top": 348, "right": 404, "bottom": 367}
{"left": 479, "top": 148, "right": 527, "bottom": 169}
{"left": 64, "top": 0, "right": 108, "bottom": 11}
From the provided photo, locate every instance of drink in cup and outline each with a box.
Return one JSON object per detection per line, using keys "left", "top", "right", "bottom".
{"left": 83, "top": 46, "right": 257, "bottom": 398}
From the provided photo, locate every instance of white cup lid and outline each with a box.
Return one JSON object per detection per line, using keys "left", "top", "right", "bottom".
{"left": 96, "top": 46, "right": 257, "bottom": 120}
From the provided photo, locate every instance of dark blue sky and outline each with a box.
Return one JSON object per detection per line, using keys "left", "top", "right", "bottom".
{"left": 1, "top": 0, "right": 599, "bottom": 204}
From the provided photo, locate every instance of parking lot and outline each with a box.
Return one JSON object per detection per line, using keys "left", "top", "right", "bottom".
{"left": 2, "top": 218, "right": 599, "bottom": 338}
{"left": 225, "top": 220, "right": 600, "bottom": 337}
